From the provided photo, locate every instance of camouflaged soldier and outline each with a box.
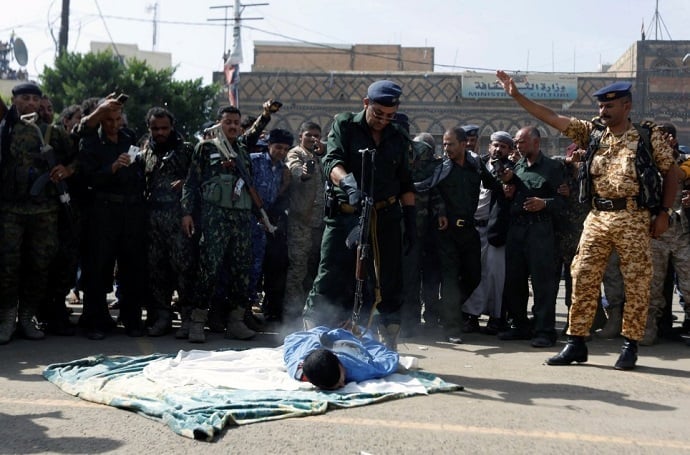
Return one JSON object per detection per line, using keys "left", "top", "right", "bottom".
{"left": 497, "top": 72, "right": 678, "bottom": 370}
{"left": 139, "top": 107, "right": 196, "bottom": 337}
{"left": 180, "top": 100, "right": 278, "bottom": 343}
{"left": 0, "top": 83, "right": 75, "bottom": 344}
{"left": 284, "top": 122, "right": 326, "bottom": 326}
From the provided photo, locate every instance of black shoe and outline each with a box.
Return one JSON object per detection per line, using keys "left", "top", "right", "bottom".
{"left": 531, "top": 336, "right": 555, "bottom": 348}
{"left": 44, "top": 319, "right": 76, "bottom": 336}
{"left": 482, "top": 317, "right": 505, "bottom": 335}
{"left": 546, "top": 337, "right": 588, "bottom": 365}
{"left": 614, "top": 338, "right": 638, "bottom": 370}
{"left": 498, "top": 327, "right": 532, "bottom": 341}
{"left": 462, "top": 314, "right": 480, "bottom": 333}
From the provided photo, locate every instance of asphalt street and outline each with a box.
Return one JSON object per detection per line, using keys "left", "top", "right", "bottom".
{"left": 1, "top": 288, "right": 689, "bottom": 455}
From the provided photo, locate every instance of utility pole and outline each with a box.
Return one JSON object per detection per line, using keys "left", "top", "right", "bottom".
{"left": 146, "top": 2, "right": 159, "bottom": 51}
{"left": 208, "top": 1, "right": 267, "bottom": 106}
{"left": 58, "top": 0, "right": 70, "bottom": 57}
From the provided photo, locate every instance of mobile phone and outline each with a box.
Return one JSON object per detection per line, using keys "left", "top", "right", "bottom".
{"left": 306, "top": 159, "right": 316, "bottom": 174}
{"left": 116, "top": 93, "right": 129, "bottom": 103}
{"left": 268, "top": 100, "right": 282, "bottom": 113}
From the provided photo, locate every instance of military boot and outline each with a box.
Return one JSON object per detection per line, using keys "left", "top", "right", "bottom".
{"left": 639, "top": 312, "right": 658, "bottom": 346}
{"left": 175, "top": 307, "right": 192, "bottom": 339}
{"left": 225, "top": 308, "right": 256, "bottom": 340}
{"left": 16, "top": 305, "right": 45, "bottom": 340}
{"left": 378, "top": 323, "right": 401, "bottom": 351}
{"left": 188, "top": 308, "right": 208, "bottom": 343}
{"left": 148, "top": 309, "right": 172, "bottom": 337}
{"left": 595, "top": 304, "right": 622, "bottom": 339}
{"left": 614, "top": 337, "right": 638, "bottom": 370}
{"left": 546, "top": 336, "right": 588, "bottom": 365}
{"left": 0, "top": 306, "right": 18, "bottom": 345}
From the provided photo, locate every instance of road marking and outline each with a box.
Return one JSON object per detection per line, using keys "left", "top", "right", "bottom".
{"left": 311, "top": 416, "right": 690, "bottom": 450}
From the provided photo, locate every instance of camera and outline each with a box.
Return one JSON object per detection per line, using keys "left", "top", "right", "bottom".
{"left": 306, "top": 159, "right": 316, "bottom": 174}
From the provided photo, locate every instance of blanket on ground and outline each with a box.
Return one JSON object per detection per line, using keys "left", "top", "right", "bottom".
{"left": 43, "top": 348, "right": 461, "bottom": 441}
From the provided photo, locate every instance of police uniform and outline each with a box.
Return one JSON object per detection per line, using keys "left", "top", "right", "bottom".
{"left": 303, "top": 80, "right": 416, "bottom": 346}
{"left": 548, "top": 82, "right": 676, "bottom": 369}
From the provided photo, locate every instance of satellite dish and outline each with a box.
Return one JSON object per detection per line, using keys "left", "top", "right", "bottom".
{"left": 13, "top": 37, "right": 28, "bottom": 67}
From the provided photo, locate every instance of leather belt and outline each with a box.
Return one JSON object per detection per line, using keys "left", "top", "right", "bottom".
{"left": 452, "top": 218, "right": 475, "bottom": 228}
{"left": 94, "top": 192, "right": 144, "bottom": 205}
{"left": 592, "top": 197, "right": 633, "bottom": 211}
{"left": 339, "top": 196, "right": 398, "bottom": 214}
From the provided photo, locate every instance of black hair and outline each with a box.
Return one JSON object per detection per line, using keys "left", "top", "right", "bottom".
{"left": 241, "top": 115, "right": 257, "bottom": 130}
{"left": 145, "top": 106, "right": 175, "bottom": 126}
{"left": 448, "top": 126, "right": 467, "bottom": 142}
{"left": 217, "top": 105, "right": 241, "bottom": 120}
{"left": 302, "top": 348, "right": 341, "bottom": 389}
{"left": 299, "top": 121, "right": 321, "bottom": 134}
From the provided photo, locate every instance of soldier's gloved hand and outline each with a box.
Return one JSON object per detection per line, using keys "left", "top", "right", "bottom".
{"left": 402, "top": 205, "right": 417, "bottom": 256}
{"left": 339, "top": 173, "right": 361, "bottom": 207}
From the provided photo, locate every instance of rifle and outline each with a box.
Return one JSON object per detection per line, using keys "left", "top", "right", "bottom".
{"left": 349, "top": 148, "right": 379, "bottom": 336}
{"left": 21, "top": 113, "right": 73, "bottom": 218}
{"left": 205, "top": 123, "right": 277, "bottom": 234}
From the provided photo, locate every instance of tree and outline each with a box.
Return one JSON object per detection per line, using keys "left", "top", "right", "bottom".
{"left": 41, "top": 51, "right": 219, "bottom": 140}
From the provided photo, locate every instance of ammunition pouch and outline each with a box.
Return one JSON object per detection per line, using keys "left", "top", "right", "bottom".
{"left": 201, "top": 173, "right": 251, "bottom": 209}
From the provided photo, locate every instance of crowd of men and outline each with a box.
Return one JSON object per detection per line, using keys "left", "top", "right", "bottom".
{"left": 1, "top": 76, "right": 689, "bottom": 371}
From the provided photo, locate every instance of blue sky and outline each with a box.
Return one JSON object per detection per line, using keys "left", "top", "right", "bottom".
{"left": 3, "top": 0, "right": 690, "bottom": 84}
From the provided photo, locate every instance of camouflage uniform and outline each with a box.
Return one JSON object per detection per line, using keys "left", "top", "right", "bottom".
{"left": 565, "top": 119, "right": 675, "bottom": 340}
{"left": 284, "top": 144, "right": 325, "bottom": 322}
{"left": 645, "top": 163, "right": 690, "bottom": 342}
{"left": 181, "top": 115, "right": 269, "bottom": 324}
{"left": 140, "top": 131, "right": 196, "bottom": 332}
{"left": 0, "top": 109, "right": 73, "bottom": 343}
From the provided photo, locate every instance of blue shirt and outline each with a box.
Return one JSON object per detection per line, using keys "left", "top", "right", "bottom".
{"left": 283, "top": 326, "right": 399, "bottom": 384}
{"left": 250, "top": 151, "right": 284, "bottom": 209}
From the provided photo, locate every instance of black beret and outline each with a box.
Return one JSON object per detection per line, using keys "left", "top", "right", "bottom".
{"left": 267, "top": 128, "right": 294, "bottom": 146}
{"left": 367, "top": 80, "right": 402, "bottom": 107}
{"left": 12, "top": 82, "right": 43, "bottom": 97}
{"left": 592, "top": 82, "right": 632, "bottom": 102}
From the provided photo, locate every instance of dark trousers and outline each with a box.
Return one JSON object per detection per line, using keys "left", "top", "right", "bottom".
{"left": 304, "top": 205, "right": 403, "bottom": 327}
{"left": 504, "top": 220, "right": 558, "bottom": 340}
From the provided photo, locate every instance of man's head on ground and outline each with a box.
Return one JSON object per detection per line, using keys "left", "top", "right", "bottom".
{"left": 302, "top": 348, "right": 346, "bottom": 390}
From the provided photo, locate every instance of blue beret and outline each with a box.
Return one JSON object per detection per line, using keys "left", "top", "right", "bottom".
{"left": 490, "top": 131, "right": 513, "bottom": 147}
{"left": 461, "top": 124, "right": 480, "bottom": 136}
{"left": 267, "top": 128, "right": 294, "bottom": 146}
{"left": 592, "top": 82, "right": 632, "bottom": 102}
{"left": 12, "top": 82, "right": 42, "bottom": 97}
{"left": 367, "top": 80, "right": 402, "bottom": 107}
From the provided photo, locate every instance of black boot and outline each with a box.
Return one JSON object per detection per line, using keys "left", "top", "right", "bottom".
{"left": 546, "top": 336, "right": 588, "bottom": 365}
{"left": 614, "top": 337, "right": 638, "bottom": 370}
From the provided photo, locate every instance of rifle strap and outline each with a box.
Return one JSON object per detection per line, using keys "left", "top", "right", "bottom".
{"left": 362, "top": 208, "right": 383, "bottom": 335}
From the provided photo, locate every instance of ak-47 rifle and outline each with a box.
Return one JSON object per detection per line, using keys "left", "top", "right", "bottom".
{"left": 349, "top": 148, "right": 378, "bottom": 336}
{"left": 204, "top": 123, "right": 277, "bottom": 234}
{"left": 21, "top": 113, "right": 73, "bottom": 217}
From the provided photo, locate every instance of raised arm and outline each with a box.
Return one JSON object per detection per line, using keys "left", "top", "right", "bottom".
{"left": 496, "top": 70, "right": 572, "bottom": 132}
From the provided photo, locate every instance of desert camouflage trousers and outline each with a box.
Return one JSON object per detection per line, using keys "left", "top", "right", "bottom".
{"left": 569, "top": 209, "right": 651, "bottom": 339}
{"left": 649, "top": 217, "right": 690, "bottom": 319}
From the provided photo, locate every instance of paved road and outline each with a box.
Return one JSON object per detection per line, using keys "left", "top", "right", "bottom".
{"left": 1, "top": 291, "right": 689, "bottom": 455}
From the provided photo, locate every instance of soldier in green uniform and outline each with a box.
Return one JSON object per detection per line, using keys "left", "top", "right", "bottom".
{"left": 497, "top": 71, "right": 678, "bottom": 370}
{"left": 0, "top": 83, "right": 75, "bottom": 344}
{"left": 303, "top": 80, "right": 417, "bottom": 351}
{"left": 181, "top": 100, "right": 278, "bottom": 343}
{"left": 139, "top": 107, "right": 196, "bottom": 337}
